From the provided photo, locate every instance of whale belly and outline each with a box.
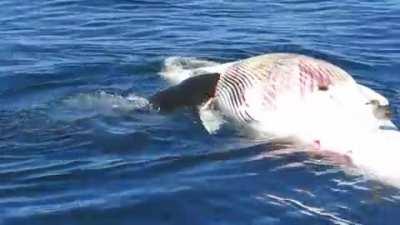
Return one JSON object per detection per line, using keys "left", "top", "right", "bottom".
{"left": 213, "top": 54, "right": 377, "bottom": 139}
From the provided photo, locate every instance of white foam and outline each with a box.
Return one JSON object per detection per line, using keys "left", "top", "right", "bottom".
{"left": 62, "top": 91, "right": 149, "bottom": 116}
{"left": 159, "top": 56, "right": 233, "bottom": 84}
{"left": 159, "top": 56, "right": 218, "bottom": 84}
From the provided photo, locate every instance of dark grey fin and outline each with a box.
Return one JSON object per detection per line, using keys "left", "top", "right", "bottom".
{"left": 150, "top": 73, "right": 220, "bottom": 112}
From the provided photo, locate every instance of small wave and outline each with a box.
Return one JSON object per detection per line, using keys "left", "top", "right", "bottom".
{"left": 63, "top": 91, "right": 149, "bottom": 112}
{"left": 56, "top": 91, "right": 150, "bottom": 119}
{"left": 263, "top": 194, "right": 360, "bottom": 225}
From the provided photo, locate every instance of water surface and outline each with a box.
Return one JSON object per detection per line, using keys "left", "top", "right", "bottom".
{"left": 1, "top": 1, "right": 400, "bottom": 224}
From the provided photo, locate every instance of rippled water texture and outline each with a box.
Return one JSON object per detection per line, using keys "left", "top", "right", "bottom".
{"left": 1, "top": 1, "right": 400, "bottom": 225}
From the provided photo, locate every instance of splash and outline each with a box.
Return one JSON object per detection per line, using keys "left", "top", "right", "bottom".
{"left": 159, "top": 56, "right": 232, "bottom": 84}
{"left": 60, "top": 91, "right": 150, "bottom": 118}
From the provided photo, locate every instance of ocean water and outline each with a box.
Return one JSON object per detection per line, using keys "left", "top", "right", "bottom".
{"left": 1, "top": 0, "right": 400, "bottom": 224}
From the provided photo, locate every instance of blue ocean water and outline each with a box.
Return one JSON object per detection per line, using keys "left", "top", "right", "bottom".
{"left": 1, "top": 0, "right": 400, "bottom": 224}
